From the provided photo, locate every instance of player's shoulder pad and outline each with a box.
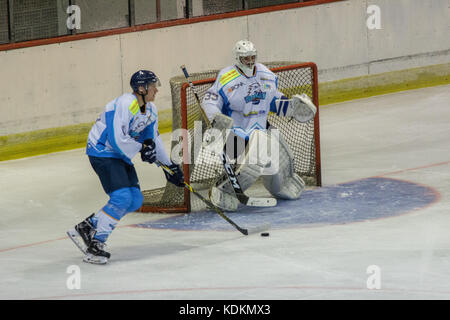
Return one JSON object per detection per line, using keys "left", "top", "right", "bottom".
{"left": 116, "top": 93, "right": 140, "bottom": 115}
{"left": 217, "top": 65, "right": 241, "bottom": 87}
{"left": 256, "top": 63, "right": 276, "bottom": 80}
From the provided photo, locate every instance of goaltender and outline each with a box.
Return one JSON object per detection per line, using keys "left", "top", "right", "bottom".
{"left": 202, "top": 40, "right": 317, "bottom": 211}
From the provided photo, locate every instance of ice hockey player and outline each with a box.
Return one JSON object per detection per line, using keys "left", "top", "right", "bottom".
{"left": 67, "top": 70, "right": 184, "bottom": 264}
{"left": 202, "top": 40, "right": 317, "bottom": 211}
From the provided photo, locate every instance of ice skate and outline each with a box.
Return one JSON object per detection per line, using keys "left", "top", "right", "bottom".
{"left": 83, "top": 239, "right": 111, "bottom": 265}
{"left": 67, "top": 213, "right": 96, "bottom": 254}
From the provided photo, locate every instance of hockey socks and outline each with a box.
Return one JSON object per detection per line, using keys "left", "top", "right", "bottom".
{"left": 90, "top": 210, "right": 118, "bottom": 243}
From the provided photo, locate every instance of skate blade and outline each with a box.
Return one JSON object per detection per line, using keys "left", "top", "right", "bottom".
{"left": 67, "top": 228, "right": 87, "bottom": 255}
{"left": 83, "top": 253, "right": 108, "bottom": 265}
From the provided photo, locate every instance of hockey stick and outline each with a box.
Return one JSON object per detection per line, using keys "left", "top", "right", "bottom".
{"left": 180, "top": 65, "right": 276, "bottom": 208}
{"left": 158, "top": 162, "right": 270, "bottom": 235}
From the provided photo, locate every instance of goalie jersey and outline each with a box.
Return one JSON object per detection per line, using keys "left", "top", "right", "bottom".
{"left": 202, "top": 63, "right": 285, "bottom": 140}
{"left": 86, "top": 93, "right": 171, "bottom": 165}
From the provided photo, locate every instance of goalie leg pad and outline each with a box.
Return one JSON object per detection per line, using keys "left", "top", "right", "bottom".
{"left": 211, "top": 130, "right": 272, "bottom": 210}
{"left": 210, "top": 162, "right": 262, "bottom": 211}
{"left": 263, "top": 173, "right": 305, "bottom": 200}
{"left": 216, "top": 129, "right": 272, "bottom": 193}
{"left": 262, "top": 129, "right": 305, "bottom": 200}
{"left": 209, "top": 187, "right": 239, "bottom": 211}
{"left": 212, "top": 161, "right": 262, "bottom": 208}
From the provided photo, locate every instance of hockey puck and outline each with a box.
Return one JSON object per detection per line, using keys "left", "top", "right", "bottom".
{"left": 260, "top": 232, "right": 270, "bottom": 237}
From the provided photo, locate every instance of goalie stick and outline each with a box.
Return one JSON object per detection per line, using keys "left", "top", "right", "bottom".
{"left": 158, "top": 162, "right": 270, "bottom": 235}
{"left": 180, "top": 65, "right": 276, "bottom": 208}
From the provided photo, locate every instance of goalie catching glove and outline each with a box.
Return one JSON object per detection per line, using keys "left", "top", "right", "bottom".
{"left": 163, "top": 163, "right": 185, "bottom": 187}
{"left": 275, "top": 93, "right": 317, "bottom": 123}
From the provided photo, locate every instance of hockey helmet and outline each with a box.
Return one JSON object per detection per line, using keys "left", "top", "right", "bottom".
{"left": 130, "top": 70, "right": 160, "bottom": 93}
{"left": 233, "top": 40, "right": 257, "bottom": 77}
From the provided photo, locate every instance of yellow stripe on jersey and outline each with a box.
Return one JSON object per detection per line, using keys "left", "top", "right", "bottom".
{"left": 243, "top": 111, "right": 259, "bottom": 117}
{"left": 219, "top": 69, "right": 240, "bottom": 86}
{"left": 129, "top": 100, "right": 139, "bottom": 115}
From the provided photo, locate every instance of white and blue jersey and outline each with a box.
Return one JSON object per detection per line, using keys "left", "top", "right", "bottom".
{"left": 202, "top": 63, "right": 286, "bottom": 140}
{"left": 86, "top": 93, "right": 171, "bottom": 165}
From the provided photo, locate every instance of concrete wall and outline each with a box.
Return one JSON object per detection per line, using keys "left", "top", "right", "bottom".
{"left": 0, "top": 36, "right": 123, "bottom": 135}
{"left": 249, "top": 0, "right": 450, "bottom": 81}
{"left": 0, "top": 0, "right": 449, "bottom": 136}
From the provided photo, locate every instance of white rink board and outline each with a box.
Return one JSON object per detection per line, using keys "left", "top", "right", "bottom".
{"left": 0, "top": 0, "right": 449, "bottom": 135}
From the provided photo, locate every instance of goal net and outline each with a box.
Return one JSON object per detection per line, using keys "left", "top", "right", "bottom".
{"left": 140, "top": 61, "right": 321, "bottom": 213}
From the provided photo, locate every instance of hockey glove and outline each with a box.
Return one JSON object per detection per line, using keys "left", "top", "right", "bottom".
{"left": 163, "top": 163, "right": 185, "bottom": 187}
{"left": 290, "top": 94, "right": 317, "bottom": 123}
{"left": 140, "top": 139, "right": 157, "bottom": 163}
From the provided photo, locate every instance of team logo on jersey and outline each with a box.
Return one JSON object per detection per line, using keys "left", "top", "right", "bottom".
{"left": 245, "top": 82, "right": 266, "bottom": 105}
{"left": 244, "top": 92, "right": 266, "bottom": 104}
{"left": 129, "top": 112, "right": 155, "bottom": 139}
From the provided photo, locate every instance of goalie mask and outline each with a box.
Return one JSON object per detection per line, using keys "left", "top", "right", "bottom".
{"left": 233, "top": 40, "right": 257, "bottom": 77}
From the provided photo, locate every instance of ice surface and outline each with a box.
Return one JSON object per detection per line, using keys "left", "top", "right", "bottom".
{"left": 1, "top": 85, "right": 449, "bottom": 300}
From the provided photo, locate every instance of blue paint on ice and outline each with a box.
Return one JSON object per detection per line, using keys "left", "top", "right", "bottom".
{"left": 134, "top": 177, "right": 438, "bottom": 231}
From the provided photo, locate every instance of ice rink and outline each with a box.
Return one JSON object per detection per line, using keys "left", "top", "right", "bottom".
{"left": 0, "top": 85, "right": 449, "bottom": 300}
